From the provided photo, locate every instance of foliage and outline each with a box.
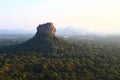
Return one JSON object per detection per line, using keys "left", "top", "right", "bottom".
{"left": 0, "top": 34, "right": 120, "bottom": 80}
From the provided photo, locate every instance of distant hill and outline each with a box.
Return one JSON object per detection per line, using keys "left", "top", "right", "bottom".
{"left": 56, "top": 27, "right": 90, "bottom": 37}
{"left": 0, "top": 29, "right": 35, "bottom": 39}
{"left": 0, "top": 29, "right": 35, "bottom": 34}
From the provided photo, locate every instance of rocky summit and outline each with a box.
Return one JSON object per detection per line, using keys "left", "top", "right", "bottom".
{"left": 37, "top": 22, "right": 56, "bottom": 36}
{"left": 0, "top": 22, "right": 66, "bottom": 53}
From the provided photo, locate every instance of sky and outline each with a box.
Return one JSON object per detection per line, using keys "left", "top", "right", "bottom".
{"left": 0, "top": 0, "right": 120, "bottom": 33}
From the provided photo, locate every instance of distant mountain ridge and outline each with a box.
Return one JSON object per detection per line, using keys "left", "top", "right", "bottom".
{"left": 56, "top": 27, "right": 90, "bottom": 36}
{"left": 0, "top": 29, "right": 35, "bottom": 34}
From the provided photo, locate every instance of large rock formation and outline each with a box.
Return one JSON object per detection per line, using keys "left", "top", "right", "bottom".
{"left": 37, "top": 22, "right": 56, "bottom": 36}
{"left": 0, "top": 22, "right": 79, "bottom": 54}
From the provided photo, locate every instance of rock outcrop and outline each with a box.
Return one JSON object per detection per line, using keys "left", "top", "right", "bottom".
{"left": 37, "top": 22, "right": 56, "bottom": 36}
{"left": 0, "top": 22, "right": 79, "bottom": 54}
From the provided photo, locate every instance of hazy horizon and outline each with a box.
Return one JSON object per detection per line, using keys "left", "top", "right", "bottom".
{"left": 0, "top": 0, "right": 120, "bottom": 34}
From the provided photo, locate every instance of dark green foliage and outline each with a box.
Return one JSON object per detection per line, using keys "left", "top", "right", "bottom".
{"left": 0, "top": 33, "right": 120, "bottom": 80}
{"left": 0, "top": 52, "right": 120, "bottom": 80}
{"left": 0, "top": 32, "right": 79, "bottom": 55}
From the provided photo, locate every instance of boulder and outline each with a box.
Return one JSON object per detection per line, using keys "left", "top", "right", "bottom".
{"left": 37, "top": 22, "right": 56, "bottom": 36}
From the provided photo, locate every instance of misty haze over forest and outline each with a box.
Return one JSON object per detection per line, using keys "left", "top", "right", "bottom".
{"left": 0, "top": 23, "right": 120, "bottom": 80}
{"left": 0, "top": 0, "right": 120, "bottom": 79}
{"left": 0, "top": 26, "right": 120, "bottom": 37}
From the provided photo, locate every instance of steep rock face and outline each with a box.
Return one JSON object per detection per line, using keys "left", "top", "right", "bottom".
{"left": 0, "top": 22, "right": 79, "bottom": 54}
{"left": 37, "top": 22, "right": 56, "bottom": 36}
